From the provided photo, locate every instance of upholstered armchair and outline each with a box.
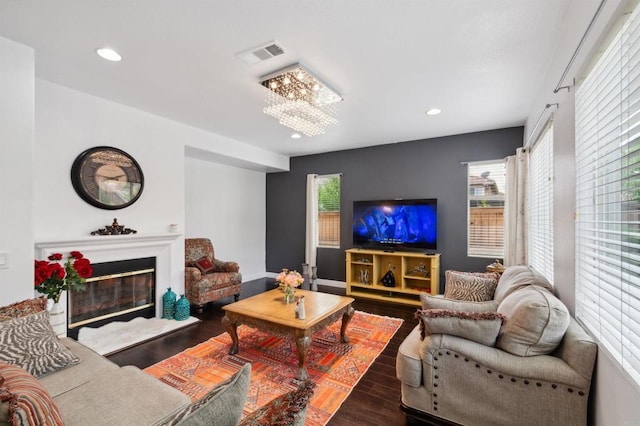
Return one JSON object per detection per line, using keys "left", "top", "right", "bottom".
{"left": 184, "top": 238, "right": 242, "bottom": 313}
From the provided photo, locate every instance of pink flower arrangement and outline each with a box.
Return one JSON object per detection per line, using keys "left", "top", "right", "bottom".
{"left": 276, "top": 269, "right": 304, "bottom": 291}
{"left": 34, "top": 251, "right": 93, "bottom": 303}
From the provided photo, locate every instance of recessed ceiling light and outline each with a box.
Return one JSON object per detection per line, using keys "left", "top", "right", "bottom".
{"left": 291, "top": 133, "right": 302, "bottom": 139}
{"left": 96, "top": 48, "right": 122, "bottom": 62}
{"left": 426, "top": 108, "right": 442, "bottom": 116}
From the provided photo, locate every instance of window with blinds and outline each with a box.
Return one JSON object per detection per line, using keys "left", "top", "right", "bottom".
{"left": 575, "top": 2, "right": 640, "bottom": 386}
{"left": 528, "top": 123, "right": 554, "bottom": 283}
{"left": 317, "top": 174, "right": 341, "bottom": 248}
{"left": 467, "top": 160, "right": 506, "bottom": 257}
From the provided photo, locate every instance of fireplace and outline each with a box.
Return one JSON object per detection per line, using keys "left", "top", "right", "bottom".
{"left": 66, "top": 257, "right": 156, "bottom": 339}
{"left": 35, "top": 233, "right": 182, "bottom": 338}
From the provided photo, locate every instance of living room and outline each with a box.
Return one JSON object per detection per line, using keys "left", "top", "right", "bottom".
{"left": 1, "top": 1, "right": 639, "bottom": 425}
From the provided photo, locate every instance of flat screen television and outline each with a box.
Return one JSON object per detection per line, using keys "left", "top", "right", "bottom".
{"left": 352, "top": 199, "right": 437, "bottom": 252}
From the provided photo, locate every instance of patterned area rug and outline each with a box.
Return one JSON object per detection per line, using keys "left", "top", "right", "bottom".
{"left": 144, "top": 311, "right": 403, "bottom": 425}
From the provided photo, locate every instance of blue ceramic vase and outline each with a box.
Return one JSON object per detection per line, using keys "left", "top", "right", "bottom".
{"left": 162, "top": 288, "right": 177, "bottom": 319}
{"left": 175, "top": 294, "right": 190, "bottom": 321}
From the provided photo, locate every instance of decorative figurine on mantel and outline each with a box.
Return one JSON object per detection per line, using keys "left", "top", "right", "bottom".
{"left": 90, "top": 218, "right": 138, "bottom": 235}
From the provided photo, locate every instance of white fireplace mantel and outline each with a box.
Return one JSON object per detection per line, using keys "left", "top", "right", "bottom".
{"left": 35, "top": 233, "right": 183, "bottom": 335}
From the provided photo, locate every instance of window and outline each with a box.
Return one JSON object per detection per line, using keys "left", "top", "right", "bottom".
{"left": 575, "top": 3, "right": 640, "bottom": 386}
{"left": 317, "top": 174, "right": 340, "bottom": 248}
{"left": 467, "top": 160, "right": 506, "bottom": 257}
{"left": 528, "top": 123, "right": 554, "bottom": 283}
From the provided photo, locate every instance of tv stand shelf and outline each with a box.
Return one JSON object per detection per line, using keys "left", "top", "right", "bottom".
{"left": 345, "top": 248, "right": 440, "bottom": 306}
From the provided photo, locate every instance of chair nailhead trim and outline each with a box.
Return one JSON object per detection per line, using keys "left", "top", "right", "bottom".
{"left": 568, "top": 388, "right": 574, "bottom": 393}
{"left": 578, "top": 391, "right": 585, "bottom": 396}
{"left": 475, "top": 363, "right": 480, "bottom": 368}
{"left": 464, "top": 358, "right": 469, "bottom": 362}
{"left": 524, "top": 380, "right": 530, "bottom": 385}
{"left": 499, "top": 375, "right": 504, "bottom": 379}
{"left": 487, "top": 370, "right": 492, "bottom": 374}
{"left": 446, "top": 351, "right": 451, "bottom": 355}
{"left": 439, "top": 351, "right": 443, "bottom": 356}
{"left": 552, "top": 384, "right": 557, "bottom": 389}
{"left": 435, "top": 375, "right": 439, "bottom": 379}
{"left": 536, "top": 382, "right": 542, "bottom": 387}
{"left": 434, "top": 393, "right": 438, "bottom": 397}
{"left": 454, "top": 354, "right": 459, "bottom": 358}
{"left": 511, "top": 378, "right": 516, "bottom": 383}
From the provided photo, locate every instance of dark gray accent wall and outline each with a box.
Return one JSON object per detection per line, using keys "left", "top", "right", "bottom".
{"left": 266, "top": 127, "right": 523, "bottom": 289}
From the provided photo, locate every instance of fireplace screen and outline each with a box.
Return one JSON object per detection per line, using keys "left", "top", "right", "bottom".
{"left": 68, "top": 257, "right": 155, "bottom": 330}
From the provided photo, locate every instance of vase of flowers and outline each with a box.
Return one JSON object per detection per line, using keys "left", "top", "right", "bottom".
{"left": 275, "top": 269, "right": 304, "bottom": 304}
{"left": 34, "top": 251, "right": 93, "bottom": 335}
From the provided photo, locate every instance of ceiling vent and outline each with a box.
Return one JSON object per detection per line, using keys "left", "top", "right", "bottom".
{"left": 237, "top": 41, "right": 285, "bottom": 65}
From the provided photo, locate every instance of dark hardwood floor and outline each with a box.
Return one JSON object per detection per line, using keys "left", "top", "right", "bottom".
{"left": 107, "top": 279, "right": 427, "bottom": 426}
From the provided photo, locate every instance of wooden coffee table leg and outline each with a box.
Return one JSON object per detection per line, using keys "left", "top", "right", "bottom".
{"left": 222, "top": 315, "right": 239, "bottom": 355}
{"left": 340, "top": 305, "right": 355, "bottom": 343}
{"left": 295, "top": 335, "right": 311, "bottom": 381}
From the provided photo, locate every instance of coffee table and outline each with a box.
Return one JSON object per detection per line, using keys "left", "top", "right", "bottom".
{"left": 221, "top": 289, "right": 355, "bottom": 380}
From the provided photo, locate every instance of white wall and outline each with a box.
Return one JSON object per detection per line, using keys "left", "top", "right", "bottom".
{"left": 34, "top": 80, "right": 187, "bottom": 293}
{"left": 524, "top": 0, "right": 640, "bottom": 424}
{"left": 0, "top": 36, "right": 286, "bottom": 306}
{"left": 0, "top": 37, "right": 34, "bottom": 304}
{"left": 184, "top": 157, "right": 265, "bottom": 281}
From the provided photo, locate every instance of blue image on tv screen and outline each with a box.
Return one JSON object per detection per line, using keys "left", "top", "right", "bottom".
{"left": 352, "top": 201, "right": 437, "bottom": 249}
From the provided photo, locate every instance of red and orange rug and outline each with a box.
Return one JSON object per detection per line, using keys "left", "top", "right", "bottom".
{"left": 144, "top": 311, "right": 403, "bottom": 425}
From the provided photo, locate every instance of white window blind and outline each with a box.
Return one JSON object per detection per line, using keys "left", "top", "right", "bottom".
{"left": 317, "top": 174, "right": 341, "bottom": 248}
{"left": 467, "top": 160, "right": 506, "bottom": 257}
{"left": 575, "top": 3, "right": 640, "bottom": 386}
{"left": 528, "top": 123, "right": 554, "bottom": 283}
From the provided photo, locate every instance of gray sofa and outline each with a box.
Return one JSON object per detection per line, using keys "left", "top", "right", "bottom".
{"left": 0, "top": 297, "right": 312, "bottom": 426}
{"left": 39, "top": 338, "right": 191, "bottom": 425}
{"left": 396, "top": 266, "right": 598, "bottom": 426}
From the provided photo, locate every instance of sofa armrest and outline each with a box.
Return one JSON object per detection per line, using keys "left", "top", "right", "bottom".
{"left": 554, "top": 318, "right": 597, "bottom": 382}
{"left": 185, "top": 266, "right": 202, "bottom": 287}
{"left": 419, "top": 333, "right": 591, "bottom": 389}
{"left": 212, "top": 259, "right": 240, "bottom": 273}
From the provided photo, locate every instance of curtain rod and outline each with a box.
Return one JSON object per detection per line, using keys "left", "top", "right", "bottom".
{"left": 525, "top": 103, "right": 558, "bottom": 148}
{"left": 554, "top": 0, "right": 607, "bottom": 93}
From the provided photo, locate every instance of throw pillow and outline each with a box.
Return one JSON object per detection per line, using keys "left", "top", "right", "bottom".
{"left": 165, "top": 363, "right": 251, "bottom": 426}
{"left": 444, "top": 270, "right": 498, "bottom": 302}
{"left": 0, "top": 297, "right": 48, "bottom": 322}
{"left": 496, "top": 285, "right": 570, "bottom": 356}
{"left": 239, "top": 380, "right": 315, "bottom": 426}
{"left": 420, "top": 293, "right": 498, "bottom": 312}
{"left": 416, "top": 309, "right": 507, "bottom": 346}
{"left": 493, "top": 265, "right": 553, "bottom": 304}
{"left": 193, "top": 256, "right": 216, "bottom": 274}
{"left": 0, "top": 311, "right": 79, "bottom": 378}
{"left": 0, "top": 361, "right": 64, "bottom": 425}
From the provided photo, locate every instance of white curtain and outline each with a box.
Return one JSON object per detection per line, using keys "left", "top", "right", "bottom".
{"left": 504, "top": 147, "right": 528, "bottom": 266}
{"left": 305, "top": 174, "right": 318, "bottom": 268}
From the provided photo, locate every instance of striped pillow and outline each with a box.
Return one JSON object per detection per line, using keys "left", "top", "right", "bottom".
{"left": 0, "top": 361, "right": 64, "bottom": 425}
{"left": 0, "top": 311, "right": 79, "bottom": 378}
{"left": 444, "top": 270, "right": 498, "bottom": 302}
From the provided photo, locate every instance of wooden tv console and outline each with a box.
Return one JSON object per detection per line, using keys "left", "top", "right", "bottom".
{"left": 345, "top": 248, "right": 440, "bottom": 306}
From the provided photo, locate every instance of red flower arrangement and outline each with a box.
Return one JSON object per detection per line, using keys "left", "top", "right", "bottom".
{"left": 34, "top": 251, "right": 93, "bottom": 303}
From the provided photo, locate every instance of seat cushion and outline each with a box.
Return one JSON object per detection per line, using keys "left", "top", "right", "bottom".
{"left": 497, "top": 286, "right": 570, "bottom": 356}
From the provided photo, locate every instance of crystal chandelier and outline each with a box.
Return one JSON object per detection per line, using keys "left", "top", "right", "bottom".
{"left": 260, "top": 64, "right": 342, "bottom": 137}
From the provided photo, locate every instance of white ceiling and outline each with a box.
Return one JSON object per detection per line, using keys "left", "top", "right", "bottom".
{"left": 0, "top": 1, "right": 584, "bottom": 157}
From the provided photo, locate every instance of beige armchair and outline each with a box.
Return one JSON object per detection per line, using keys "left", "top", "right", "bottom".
{"left": 396, "top": 266, "right": 597, "bottom": 426}
{"left": 184, "top": 238, "right": 242, "bottom": 313}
